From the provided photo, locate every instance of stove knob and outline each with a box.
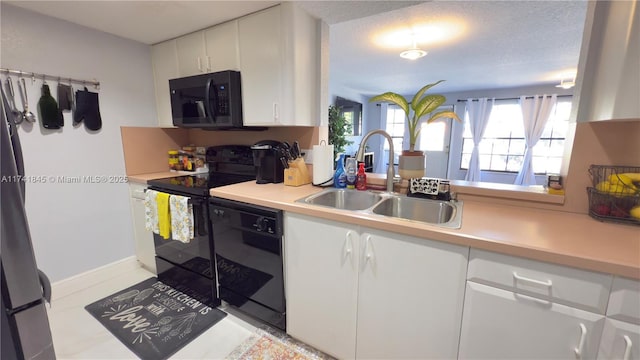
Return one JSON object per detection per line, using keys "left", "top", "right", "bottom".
{"left": 256, "top": 217, "right": 269, "bottom": 232}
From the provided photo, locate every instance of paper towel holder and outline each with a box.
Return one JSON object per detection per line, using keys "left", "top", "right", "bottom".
{"left": 312, "top": 141, "right": 335, "bottom": 187}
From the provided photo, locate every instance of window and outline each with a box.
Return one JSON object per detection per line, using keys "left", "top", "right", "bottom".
{"left": 419, "top": 105, "right": 453, "bottom": 151}
{"left": 460, "top": 98, "right": 571, "bottom": 174}
{"left": 384, "top": 105, "right": 405, "bottom": 163}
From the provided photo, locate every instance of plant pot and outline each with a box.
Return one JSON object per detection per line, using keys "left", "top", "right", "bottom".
{"left": 398, "top": 150, "right": 425, "bottom": 180}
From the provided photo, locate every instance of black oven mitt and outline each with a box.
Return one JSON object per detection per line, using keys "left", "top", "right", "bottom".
{"left": 57, "top": 83, "right": 73, "bottom": 112}
{"left": 38, "top": 84, "right": 63, "bottom": 129}
{"left": 74, "top": 87, "right": 102, "bottom": 130}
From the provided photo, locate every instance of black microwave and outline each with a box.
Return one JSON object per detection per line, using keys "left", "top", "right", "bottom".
{"left": 169, "top": 70, "right": 243, "bottom": 129}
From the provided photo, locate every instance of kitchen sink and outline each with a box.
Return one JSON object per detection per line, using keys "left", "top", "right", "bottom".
{"left": 371, "top": 196, "right": 457, "bottom": 225}
{"left": 297, "top": 189, "right": 463, "bottom": 229}
{"left": 299, "top": 188, "right": 383, "bottom": 211}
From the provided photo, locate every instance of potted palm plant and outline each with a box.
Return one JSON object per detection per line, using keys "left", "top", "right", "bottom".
{"left": 369, "top": 80, "right": 460, "bottom": 179}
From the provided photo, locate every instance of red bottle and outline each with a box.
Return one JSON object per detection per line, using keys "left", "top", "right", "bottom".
{"left": 356, "top": 163, "right": 367, "bottom": 190}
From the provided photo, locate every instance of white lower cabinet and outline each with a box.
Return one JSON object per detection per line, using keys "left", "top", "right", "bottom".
{"left": 598, "top": 318, "right": 640, "bottom": 360}
{"left": 458, "top": 281, "right": 605, "bottom": 359}
{"left": 599, "top": 277, "right": 640, "bottom": 359}
{"left": 129, "top": 183, "right": 156, "bottom": 273}
{"left": 285, "top": 215, "right": 358, "bottom": 359}
{"left": 285, "top": 213, "right": 468, "bottom": 359}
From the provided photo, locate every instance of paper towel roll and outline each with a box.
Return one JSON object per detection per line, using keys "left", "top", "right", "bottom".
{"left": 313, "top": 144, "right": 334, "bottom": 186}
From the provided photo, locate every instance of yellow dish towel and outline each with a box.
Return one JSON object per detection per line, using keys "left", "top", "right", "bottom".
{"left": 156, "top": 192, "right": 171, "bottom": 240}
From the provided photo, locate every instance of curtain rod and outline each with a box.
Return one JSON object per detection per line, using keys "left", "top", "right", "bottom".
{"left": 457, "top": 94, "right": 572, "bottom": 102}
{"left": 0, "top": 68, "right": 100, "bottom": 89}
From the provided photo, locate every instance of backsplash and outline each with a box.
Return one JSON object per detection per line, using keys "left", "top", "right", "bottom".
{"left": 120, "top": 126, "right": 325, "bottom": 175}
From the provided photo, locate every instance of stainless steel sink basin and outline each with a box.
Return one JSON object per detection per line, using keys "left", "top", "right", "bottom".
{"left": 372, "top": 196, "right": 457, "bottom": 225}
{"left": 299, "top": 188, "right": 383, "bottom": 211}
{"left": 297, "top": 189, "right": 463, "bottom": 229}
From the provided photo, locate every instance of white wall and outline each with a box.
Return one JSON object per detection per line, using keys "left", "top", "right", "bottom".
{"left": 1, "top": 5, "right": 157, "bottom": 281}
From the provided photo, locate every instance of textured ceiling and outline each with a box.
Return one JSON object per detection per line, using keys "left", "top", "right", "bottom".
{"left": 328, "top": 1, "right": 588, "bottom": 96}
{"left": 5, "top": 1, "right": 588, "bottom": 96}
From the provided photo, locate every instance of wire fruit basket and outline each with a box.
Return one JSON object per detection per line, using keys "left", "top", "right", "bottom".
{"left": 587, "top": 165, "right": 640, "bottom": 225}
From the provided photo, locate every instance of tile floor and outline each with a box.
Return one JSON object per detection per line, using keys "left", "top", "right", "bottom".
{"left": 47, "top": 263, "right": 262, "bottom": 359}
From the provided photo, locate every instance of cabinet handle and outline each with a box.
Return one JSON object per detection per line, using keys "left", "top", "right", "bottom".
{"left": 512, "top": 272, "right": 552, "bottom": 288}
{"left": 206, "top": 56, "right": 211, "bottom": 71}
{"left": 273, "top": 103, "right": 279, "bottom": 122}
{"left": 574, "top": 323, "right": 587, "bottom": 359}
{"left": 623, "top": 335, "right": 632, "bottom": 360}
{"left": 197, "top": 57, "right": 203, "bottom": 72}
{"left": 343, "top": 231, "right": 354, "bottom": 257}
{"left": 361, "top": 235, "right": 373, "bottom": 271}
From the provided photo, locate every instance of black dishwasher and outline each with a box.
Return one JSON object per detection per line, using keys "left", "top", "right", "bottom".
{"left": 209, "top": 197, "right": 285, "bottom": 330}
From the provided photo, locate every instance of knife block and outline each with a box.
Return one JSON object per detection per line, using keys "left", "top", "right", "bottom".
{"left": 284, "top": 158, "right": 311, "bottom": 186}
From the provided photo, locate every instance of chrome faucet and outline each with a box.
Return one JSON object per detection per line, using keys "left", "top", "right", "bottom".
{"left": 356, "top": 129, "right": 395, "bottom": 192}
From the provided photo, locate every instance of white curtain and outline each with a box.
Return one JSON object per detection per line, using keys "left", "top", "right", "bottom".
{"left": 514, "top": 94, "right": 557, "bottom": 185}
{"left": 464, "top": 98, "right": 494, "bottom": 182}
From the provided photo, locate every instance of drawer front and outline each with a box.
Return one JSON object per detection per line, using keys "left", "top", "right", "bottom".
{"left": 607, "top": 277, "right": 640, "bottom": 324}
{"left": 468, "top": 249, "right": 612, "bottom": 314}
{"left": 129, "top": 182, "right": 147, "bottom": 199}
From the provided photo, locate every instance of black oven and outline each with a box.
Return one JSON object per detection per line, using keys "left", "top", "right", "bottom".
{"left": 209, "top": 197, "right": 285, "bottom": 330}
{"left": 146, "top": 188, "right": 220, "bottom": 307}
{"left": 169, "top": 70, "right": 243, "bottom": 129}
{"left": 147, "top": 145, "right": 256, "bottom": 308}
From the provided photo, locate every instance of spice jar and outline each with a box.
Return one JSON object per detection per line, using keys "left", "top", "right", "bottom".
{"left": 168, "top": 150, "right": 179, "bottom": 171}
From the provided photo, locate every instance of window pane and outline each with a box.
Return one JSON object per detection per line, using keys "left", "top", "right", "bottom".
{"left": 510, "top": 139, "right": 525, "bottom": 154}
{"left": 460, "top": 154, "right": 471, "bottom": 169}
{"left": 478, "top": 139, "right": 493, "bottom": 154}
{"left": 392, "top": 123, "right": 404, "bottom": 136}
{"left": 533, "top": 156, "right": 549, "bottom": 174}
{"left": 462, "top": 138, "right": 474, "bottom": 154}
{"left": 421, "top": 122, "right": 445, "bottom": 151}
{"left": 490, "top": 155, "right": 507, "bottom": 171}
{"left": 479, "top": 154, "right": 491, "bottom": 169}
{"left": 533, "top": 140, "right": 550, "bottom": 156}
{"left": 493, "top": 139, "right": 509, "bottom": 155}
{"left": 549, "top": 140, "right": 565, "bottom": 157}
{"left": 546, "top": 157, "right": 562, "bottom": 174}
{"left": 540, "top": 119, "right": 554, "bottom": 138}
{"left": 506, "top": 156, "right": 523, "bottom": 172}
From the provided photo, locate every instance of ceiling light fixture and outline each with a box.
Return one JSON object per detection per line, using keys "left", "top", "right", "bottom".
{"left": 555, "top": 76, "right": 576, "bottom": 89}
{"left": 400, "top": 35, "right": 427, "bottom": 60}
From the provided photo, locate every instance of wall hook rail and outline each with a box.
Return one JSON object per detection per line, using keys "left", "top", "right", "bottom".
{"left": 0, "top": 67, "right": 100, "bottom": 89}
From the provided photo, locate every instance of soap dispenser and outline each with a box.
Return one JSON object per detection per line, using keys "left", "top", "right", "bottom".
{"left": 334, "top": 153, "right": 347, "bottom": 188}
{"left": 356, "top": 163, "right": 367, "bottom": 190}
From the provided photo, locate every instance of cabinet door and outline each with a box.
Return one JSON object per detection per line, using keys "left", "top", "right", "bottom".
{"left": 238, "top": 6, "right": 283, "bottom": 126}
{"left": 598, "top": 318, "right": 640, "bottom": 360}
{"left": 356, "top": 229, "right": 468, "bottom": 359}
{"left": 129, "top": 184, "right": 156, "bottom": 273}
{"left": 284, "top": 213, "right": 358, "bottom": 360}
{"left": 459, "top": 281, "right": 605, "bottom": 359}
{"left": 176, "top": 31, "right": 207, "bottom": 76}
{"left": 204, "top": 21, "right": 240, "bottom": 72}
{"left": 151, "top": 40, "right": 178, "bottom": 127}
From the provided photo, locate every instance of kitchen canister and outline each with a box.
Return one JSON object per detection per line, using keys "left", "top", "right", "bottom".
{"left": 313, "top": 142, "right": 334, "bottom": 186}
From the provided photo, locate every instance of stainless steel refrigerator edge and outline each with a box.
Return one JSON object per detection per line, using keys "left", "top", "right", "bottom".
{"left": 1, "top": 85, "right": 56, "bottom": 359}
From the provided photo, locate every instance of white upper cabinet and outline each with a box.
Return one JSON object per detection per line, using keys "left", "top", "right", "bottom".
{"left": 575, "top": 0, "right": 640, "bottom": 122}
{"left": 204, "top": 20, "right": 240, "bottom": 72}
{"left": 238, "top": 4, "right": 320, "bottom": 126}
{"left": 176, "top": 31, "right": 208, "bottom": 77}
{"left": 151, "top": 39, "right": 179, "bottom": 127}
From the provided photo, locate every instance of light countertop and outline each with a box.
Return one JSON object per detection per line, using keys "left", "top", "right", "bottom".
{"left": 210, "top": 181, "right": 640, "bottom": 280}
